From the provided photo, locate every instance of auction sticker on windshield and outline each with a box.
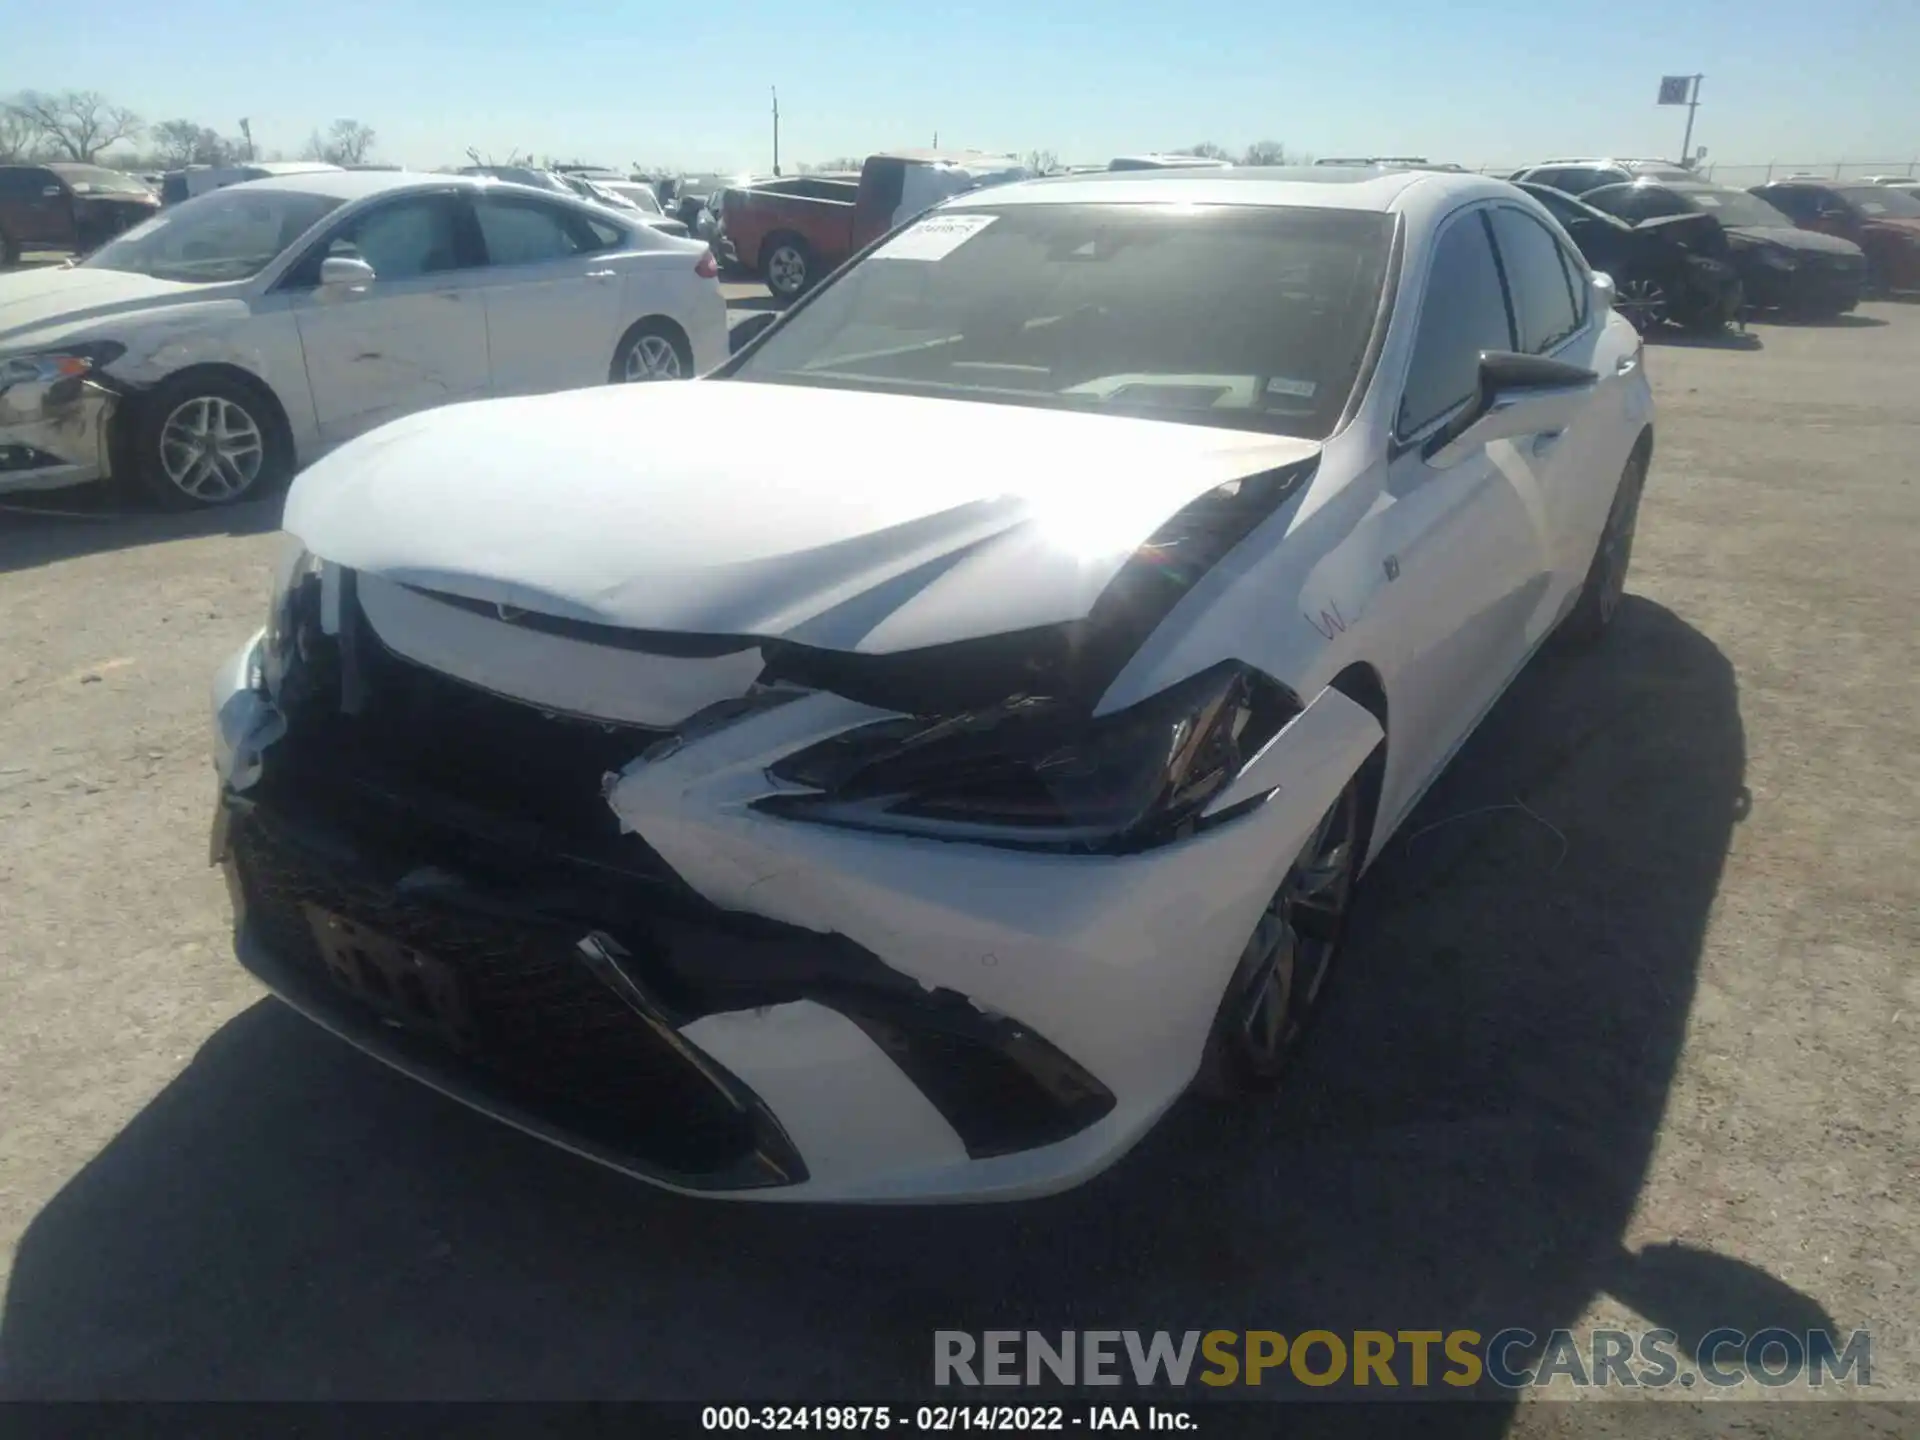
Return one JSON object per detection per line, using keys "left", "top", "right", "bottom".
{"left": 875, "top": 213, "right": 998, "bottom": 261}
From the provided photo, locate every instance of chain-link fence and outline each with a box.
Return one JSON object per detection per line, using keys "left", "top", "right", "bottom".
{"left": 1471, "top": 159, "right": 1919, "bottom": 185}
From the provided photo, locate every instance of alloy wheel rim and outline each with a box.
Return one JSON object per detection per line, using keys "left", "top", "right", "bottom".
{"left": 1232, "top": 788, "right": 1360, "bottom": 1074}
{"left": 624, "top": 334, "right": 683, "bottom": 381}
{"left": 1616, "top": 279, "right": 1669, "bottom": 332}
{"left": 769, "top": 246, "right": 805, "bottom": 293}
{"left": 159, "top": 396, "right": 264, "bottom": 501}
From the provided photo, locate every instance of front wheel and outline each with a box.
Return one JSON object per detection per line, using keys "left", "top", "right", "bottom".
{"left": 1193, "top": 776, "right": 1365, "bottom": 1100}
{"left": 125, "top": 371, "right": 291, "bottom": 510}
{"left": 1559, "top": 444, "right": 1649, "bottom": 648}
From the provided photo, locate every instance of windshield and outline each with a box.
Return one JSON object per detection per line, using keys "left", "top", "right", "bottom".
{"left": 82, "top": 187, "right": 344, "bottom": 282}
{"left": 1681, "top": 188, "right": 1795, "bottom": 228}
{"left": 605, "top": 183, "right": 663, "bottom": 214}
{"left": 1836, "top": 186, "right": 1920, "bottom": 218}
{"left": 729, "top": 202, "right": 1394, "bottom": 440}
{"left": 53, "top": 165, "right": 153, "bottom": 197}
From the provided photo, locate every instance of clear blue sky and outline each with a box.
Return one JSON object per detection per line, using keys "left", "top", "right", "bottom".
{"left": 11, "top": 0, "right": 1916, "bottom": 172}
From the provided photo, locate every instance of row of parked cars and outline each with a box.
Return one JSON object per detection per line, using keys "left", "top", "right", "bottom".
{"left": 1505, "top": 157, "right": 1920, "bottom": 330}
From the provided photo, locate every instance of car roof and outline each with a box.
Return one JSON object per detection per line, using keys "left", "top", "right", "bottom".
{"left": 218, "top": 169, "right": 576, "bottom": 202}
{"left": 1589, "top": 178, "right": 1722, "bottom": 194}
{"left": 948, "top": 165, "right": 1505, "bottom": 213}
{"left": 1530, "top": 157, "right": 1680, "bottom": 168}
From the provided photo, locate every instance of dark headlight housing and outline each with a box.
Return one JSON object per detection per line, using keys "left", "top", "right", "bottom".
{"left": 756, "top": 661, "right": 1300, "bottom": 853}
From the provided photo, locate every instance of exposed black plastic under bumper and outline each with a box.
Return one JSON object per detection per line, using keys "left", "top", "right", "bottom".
{"left": 218, "top": 765, "right": 1117, "bottom": 1177}
{"left": 222, "top": 799, "right": 807, "bottom": 1192}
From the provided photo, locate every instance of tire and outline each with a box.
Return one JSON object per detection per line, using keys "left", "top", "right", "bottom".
{"left": 1559, "top": 442, "right": 1650, "bottom": 648}
{"left": 609, "top": 318, "right": 693, "bottom": 383}
{"left": 124, "top": 370, "right": 292, "bottom": 511}
{"left": 1614, "top": 274, "right": 1671, "bottom": 335}
{"left": 1192, "top": 773, "right": 1367, "bottom": 1101}
{"left": 761, "top": 233, "right": 812, "bottom": 300}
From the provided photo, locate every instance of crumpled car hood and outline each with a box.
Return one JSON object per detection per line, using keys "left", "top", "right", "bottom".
{"left": 0, "top": 267, "right": 234, "bottom": 347}
{"left": 285, "top": 380, "right": 1319, "bottom": 655}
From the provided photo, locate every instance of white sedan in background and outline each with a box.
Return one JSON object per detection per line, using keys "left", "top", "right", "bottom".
{"left": 0, "top": 170, "right": 726, "bottom": 508}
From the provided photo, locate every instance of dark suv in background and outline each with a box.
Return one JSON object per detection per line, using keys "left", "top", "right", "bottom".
{"left": 1749, "top": 179, "right": 1920, "bottom": 294}
{"left": 1582, "top": 180, "right": 1867, "bottom": 317}
{"left": 0, "top": 163, "right": 158, "bottom": 266}
{"left": 1518, "top": 181, "right": 1742, "bottom": 333}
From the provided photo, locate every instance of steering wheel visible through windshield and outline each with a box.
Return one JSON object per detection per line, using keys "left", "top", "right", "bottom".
{"left": 82, "top": 187, "right": 345, "bottom": 283}
{"left": 728, "top": 201, "right": 1396, "bottom": 440}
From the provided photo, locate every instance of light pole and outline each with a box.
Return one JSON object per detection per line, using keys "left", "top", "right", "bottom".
{"left": 771, "top": 86, "right": 780, "bottom": 176}
{"left": 1679, "top": 75, "right": 1703, "bottom": 167}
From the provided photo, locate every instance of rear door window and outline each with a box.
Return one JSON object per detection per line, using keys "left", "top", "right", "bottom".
{"left": 1762, "top": 186, "right": 1818, "bottom": 222}
{"left": 0, "top": 167, "right": 58, "bottom": 199}
{"left": 474, "top": 196, "right": 619, "bottom": 266}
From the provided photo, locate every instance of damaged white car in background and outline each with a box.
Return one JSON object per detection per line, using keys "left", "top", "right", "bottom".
{"left": 210, "top": 168, "right": 1654, "bottom": 1202}
{"left": 0, "top": 170, "right": 724, "bottom": 508}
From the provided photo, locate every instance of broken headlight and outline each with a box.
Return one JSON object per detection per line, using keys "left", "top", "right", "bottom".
{"left": 757, "top": 661, "right": 1299, "bottom": 852}
{"left": 259, "top": 537, "right": 323, "bottom": 699}
{"left": 0, "top": 340, "right": 125, "bottom": 390}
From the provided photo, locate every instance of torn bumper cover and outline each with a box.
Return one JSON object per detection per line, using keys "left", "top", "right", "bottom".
{"left": 0, "top": 374, "right": 118, "bottom": 494}
{"left": 208, "top": 607, "right": 1381, "bottom": 1202}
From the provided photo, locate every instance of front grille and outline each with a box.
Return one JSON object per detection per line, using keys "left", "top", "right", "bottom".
{"left": 231, "top": 808, "right": 795, "bottom": 1186}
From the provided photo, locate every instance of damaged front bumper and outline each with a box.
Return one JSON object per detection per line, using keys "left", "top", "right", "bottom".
{"left": 0, "top": 374, "right": 118, "bottom": 494}
{"left": 209, "top": 627, "right": 1380, "bottom": 1203}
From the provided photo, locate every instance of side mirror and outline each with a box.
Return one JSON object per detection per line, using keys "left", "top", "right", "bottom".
{"left": 729, "top": 311, "right": 777, "bottom": 354}
{"left": 1591, "top": 271, "right": 1616, "bottom": 313}
{"left": 319, "top": 255, "right": 376, "bottom": 290}
{"left": 1425, "top": 351, "right": 1598, "bottom": 469}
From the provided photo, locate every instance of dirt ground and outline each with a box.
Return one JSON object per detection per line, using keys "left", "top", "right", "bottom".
{"left": 0, "top": 298, "right": 1914, "bottom": 1432}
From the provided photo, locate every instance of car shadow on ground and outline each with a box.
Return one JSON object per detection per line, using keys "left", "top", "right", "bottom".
{"left": 0, "top": 489, "right": 282, "bottom": 575}
{"left": 0, "top": 598, "right": 1828, "bottom": 1425}
{"left": 1649, "top": 326, "right": 1763, "bottom": 351}
{"left": 1760, "top": 312, "right": 1889, "bottom": 329}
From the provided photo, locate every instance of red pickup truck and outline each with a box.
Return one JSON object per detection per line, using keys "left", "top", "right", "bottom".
{"left": 720, "top": 150, "right": 1027, "bottom": 299}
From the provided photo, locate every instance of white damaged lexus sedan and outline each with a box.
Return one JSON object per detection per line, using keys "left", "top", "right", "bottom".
{"left": 209, "top": 168, "right": 1654, "bottom": 1202}
{"left": 0, "top": 170, "right": 725, "bottom": 508}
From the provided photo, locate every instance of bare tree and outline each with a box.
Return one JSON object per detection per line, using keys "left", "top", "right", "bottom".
{"left": 0, "top": 102, "right": 43, "bottom": 162}
{"left": 304, "top": 119, "right": 376, "bottom": 166}
{"left": 803, "top": 156, "right": 863, "bottom": 174}
{"left": 151, "top": 119, "right": 235, "bottom": 167}
{"left": 1024, "top": 148, "right": 1060, "bottom": 174}
{"left": 1175, "top": 141, "right": 1233, "bottom": 161}
{"left": 9, "top": 90, "right": 144, "bottom": 162}
{"left": 1241, "top": 140, "right": 1290, "bottom": 166}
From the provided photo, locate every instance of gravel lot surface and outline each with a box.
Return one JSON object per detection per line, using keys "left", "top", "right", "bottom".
{"left": 1, "top": 298, "right": 1914, "bottom": 1433}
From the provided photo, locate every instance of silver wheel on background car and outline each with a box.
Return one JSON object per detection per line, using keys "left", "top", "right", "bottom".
{"left": 1615, "top": 277, "right": 1671, "bottom": 334}
{"left": 158, "top": 395, "right": 266, "bottom": 502}
{"left": 766, "top": 244, "right": 808, "bottom": 297}
{"left": 623, "top": 333, "right": 684, "bottom": 381}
